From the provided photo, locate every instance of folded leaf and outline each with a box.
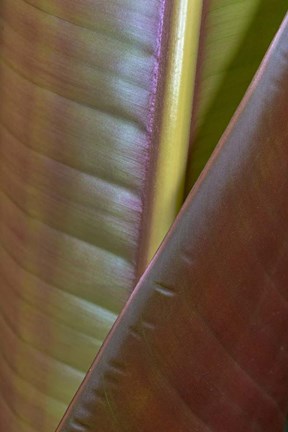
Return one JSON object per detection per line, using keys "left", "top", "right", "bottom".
{"left": 57, "top": 14, "right": 288, "bottom": 432}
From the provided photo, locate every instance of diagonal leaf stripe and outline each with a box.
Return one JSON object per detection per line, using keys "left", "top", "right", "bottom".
{"left": 57, "top": 14, "right": 288, "bottom": 432}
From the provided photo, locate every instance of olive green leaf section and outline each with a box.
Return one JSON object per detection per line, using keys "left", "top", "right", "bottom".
{"left": 0, "top": 0, "right": 177, "bottom": 430}
{"left": 57, "top": 14, "right": 288, "bottom": 432}
{"left": 186, "top": 0, "right": 287, "bottom": 189}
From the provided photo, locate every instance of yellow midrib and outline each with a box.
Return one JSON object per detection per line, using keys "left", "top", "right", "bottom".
{"left": 145, "top": 0, "right": 203, "bottom": 266}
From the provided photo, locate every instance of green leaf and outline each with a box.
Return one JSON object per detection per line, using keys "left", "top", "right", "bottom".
{"left": 0, "top": 0, "right": 193, "bottom": 429}
{"left": 186, "top": 0, "right": 287, "bottom": 189}
{"left": 57, "top": 15, "right": 288, "bottom": 431}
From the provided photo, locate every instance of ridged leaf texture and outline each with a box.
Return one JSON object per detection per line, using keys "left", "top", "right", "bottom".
{"left": 57, "top": 14, "right": 288, "bottom": 432}
{"left": 0, "top": 0, "right": 175, "bottom": 430}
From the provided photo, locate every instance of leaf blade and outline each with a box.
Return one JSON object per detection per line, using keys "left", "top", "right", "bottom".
{"left": 186, "top": 0, "right": 287, "bottom": 189}
{"left": 57, "top": 14, "right": 288, "bottom": 432}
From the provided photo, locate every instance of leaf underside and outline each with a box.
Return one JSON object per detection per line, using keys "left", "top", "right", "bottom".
{"left": 57, "top": 14, "right": 288, "bottom": 432}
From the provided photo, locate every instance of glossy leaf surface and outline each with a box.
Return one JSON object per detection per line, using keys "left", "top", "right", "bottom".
{"left": 186, "top": 0, "right": 287, "bottom": 188}
{"left": 57, "top": 14, "right": 288, "bottom": 432}
{"left": 0, "top": 0, "right": 190, "bottom": 430}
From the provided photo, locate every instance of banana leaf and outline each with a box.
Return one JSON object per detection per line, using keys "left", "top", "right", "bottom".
{"left": 186, "top": 0, "right": 287, "bottom": 189}
{"left": 2, "top": 1, "right": 288, "bottom": 431}
{"left": 57, "top": 13, "right": 288, "bottom": 431}
{"left": 0, "top": 0, "right": 202, "bottom": 430}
